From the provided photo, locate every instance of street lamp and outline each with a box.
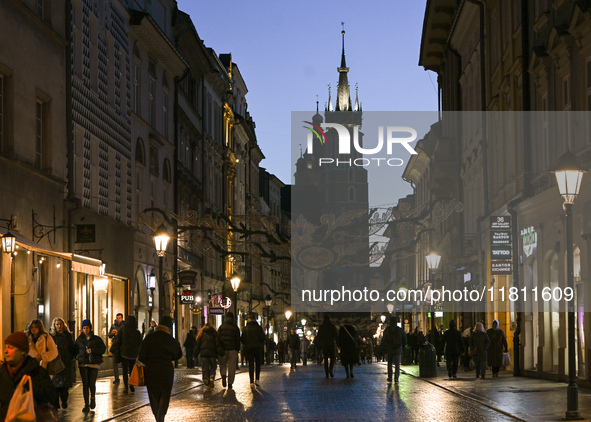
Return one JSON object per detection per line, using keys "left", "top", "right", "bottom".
{"left": 426, "top": 251, "right": 441, "bottom": 344}
{"left": 230, "top": 272, "right": 241, "bottom": 317}
{"left": 553, "top": 150, "right": 585, "bottom": 420}
{"left": 2, "top": 231, "right": 16, "bottom": 332}
{"left": 148, "top": 272, "right": 156, "bottom": 325}
{"left": 152, "top": 224, "right": 170, "bottom": 319}
{"left": 301, "top": 318, "right": 307, "bottom": 327}
{"left": 380, "top": 315, "right": 386, "bottom": 324}
{"left": 285, "top": 309, "right": 291, "bottom": 323}
{"left": 387, "top": 303, "right": 394, "bottom": 314}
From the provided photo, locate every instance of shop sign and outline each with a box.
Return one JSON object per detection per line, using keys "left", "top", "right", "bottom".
{"left": 521, "top": 226, "right": 537, "bottom": 257}
{"left": 491, "top": 260, "right": 512, "bottom": 275}
{"left": 209, "top": 307, "right": 225, "bottom": 315}
{"left": 491, "top": 245, "right": 512, "bottom": 260}
{"left": 490, "top": 216, "right": 511, "bottom": 230}
{"left": 464, "top": 272, "right": 471, "bottom": 283}
{"left": 491, "top": 231, "right": 511, "bottom": 245}
{"left": 180, "top": 290, "right": 196, "bottom": 304}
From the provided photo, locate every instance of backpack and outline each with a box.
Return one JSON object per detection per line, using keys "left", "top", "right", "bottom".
{"left": 388, "top": 327, "right": 402, "bottom": 350}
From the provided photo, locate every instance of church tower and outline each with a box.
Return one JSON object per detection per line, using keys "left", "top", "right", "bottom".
{"left": 293, "top": 28, "right": 369, "bottom": 302}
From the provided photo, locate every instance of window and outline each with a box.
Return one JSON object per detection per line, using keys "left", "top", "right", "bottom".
{"left": 135, "top": 138, "right": 145, "bottom": 165}
{"left": 149, "top": 79, "right": 155, "bottom": 126}
{"left": 35, "top": 99, "right": 43, "bottom": 170}
{"left": 35, "top": 0, "right": 43, "bottom": 18}
{"left": 163, "top": 89, "right": 169, "bottom": 138}
{"left": 163, "top": 158, "right": 171, "bottom": 183}
{"left": 133, "top": 46, "right": 141, "bottom": 115}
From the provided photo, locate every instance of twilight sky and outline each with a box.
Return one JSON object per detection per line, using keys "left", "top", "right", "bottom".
{"left": 176, "top": 0, "right": 438, "bottom": 205}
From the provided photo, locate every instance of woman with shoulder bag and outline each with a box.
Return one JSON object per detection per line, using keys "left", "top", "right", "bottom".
{"left": 194, "top": 320, "right": 223, "bottom": 388}
{"left": 75, "top": 319, "right": 106, "bottom": 413}
{"left": 117, "top": 316, "right": 143, "bottom": 394}
{"left": 27, "top": 319, "right": 59, "bottom": 370}
{"left": 50, "top": 317, "right": 77, "bottom": 409}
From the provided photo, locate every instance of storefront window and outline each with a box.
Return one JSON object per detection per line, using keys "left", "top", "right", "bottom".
{"left": 93, "top": 276, "right": 109, "bottom": 348}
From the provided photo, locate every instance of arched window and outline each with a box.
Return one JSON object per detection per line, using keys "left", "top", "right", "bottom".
{"left": 163, "top": 158, "right": 171, "bottom": 183}
{"left": 135, "top": 138, "right": 145, "bottom": 165}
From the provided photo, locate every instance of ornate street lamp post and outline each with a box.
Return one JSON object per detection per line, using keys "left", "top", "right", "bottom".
{"left": 553, "top": 151, "right": 584, "bottom": 420}
{"left": 152, "top": 224, "right": 170, "bottom": 320}
{"left": 230, "top": 272, "right": 241, "bottom": 318}
{"left": 426, "top": 251, "right": 441, "bottom": 344}
{"left": 2, "top": 231, "right": 16, "bottom": 332}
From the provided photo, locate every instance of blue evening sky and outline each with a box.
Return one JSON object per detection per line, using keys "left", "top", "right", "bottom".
{"left": 176, "top": 1, "right": 438, "bottom": 205}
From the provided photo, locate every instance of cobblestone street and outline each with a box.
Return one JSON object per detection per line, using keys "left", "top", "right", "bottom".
{"left": 54, "top": 361, "right": 591, "bottom": 421}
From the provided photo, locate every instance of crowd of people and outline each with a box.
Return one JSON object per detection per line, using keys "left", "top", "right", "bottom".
{"left": 0, "top": 312, "right": 510, "bottom": 421}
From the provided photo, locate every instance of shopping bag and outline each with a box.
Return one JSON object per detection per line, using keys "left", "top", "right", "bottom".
{"left": 6, "top": 374, "right": 36, "bottom": 422}
{"left": 129, "top": 364, "right": 145, "bottom": 386}
{"left": 502, "top": 352, "right": 511, "bottom": 367}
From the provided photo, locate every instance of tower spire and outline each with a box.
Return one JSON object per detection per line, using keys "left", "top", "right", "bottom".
{"left": 336, "top": 24, "right": 351, "bottom": 111}
{"left": 327, "top": 84, "right": 333, "bottom": 111}
{"left": 354, "top": 84, "right": 359, "bottom": 112}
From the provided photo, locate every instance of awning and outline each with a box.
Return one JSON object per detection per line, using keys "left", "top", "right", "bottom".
{"left": 0, "top": 229, "right": 102, "bottom": 275}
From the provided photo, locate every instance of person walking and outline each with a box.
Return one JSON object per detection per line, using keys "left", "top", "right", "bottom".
{"left": 75, "top": 319, "right": 106, "bottom": 413}
{"left": 300, "top": 335, "right": 310, "bottom": 366}
{"left": 315, "top": 314, "right": 338, "bottom": 378}
{"left": 277, "top": 338, "right": 286, "bottom": 364}
{"left": 138, "top": 316, "right": 182, "bottom": 422}
{"left": 116, "top": 315, "right": 143, "bottom": 394}
{"left": 413, "top": 327, "right": 425, "bottom": 364}
{"left": 108, "top": 313, "right": 125, "bottom": 384}
{"left": 183, "top": 326, "right": 197, "bottom": 369}
{"left": 441, "top": 319, "right": 464, "bottom": 379}
{"left": 0, "top": 331, "right": 59, "bottom": 420}
{"left": 367, "top": 337, "right": 374, "bottom": 364}
{"left": 218, "top": 312, "right": 240, "bottom": 389}
{"left": 470, "top": 322, "right": 490, "bottom": 379}
{"left": 338, "top": 319, "right": 359, "bottom": 379}
{"left": 27, "top": 319, "right": 59, "bottom": 370}
{"left": 382, "top": 316, "right": 407, "bottom": 384}
{"left": 194, "top": 320, "right": 222, "bottom": 388}
{"left": 50, "top": 317, "right": 77, "bottom": 409}
{"left": 287, "top": 329, "right": 300, "bottom": 371}
{"left": 241, "top": 313, "right": 265, "bottom": 388}
{"left": 486, "top": 319, "right": 508, "bottom": 377}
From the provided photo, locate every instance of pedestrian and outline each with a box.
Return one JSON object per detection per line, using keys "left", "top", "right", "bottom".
{"left": 428, "top": 326, "right": 442, "bottom": 367}
{"left": 413, "top": 327, "right": 425, "bottom": 364}
{"left": 277, "top": 338, "right": 286, "bottom": 364}
{"left": 138, "top": 315, "right": 182, "bottom": 422}
{"left": 194, "top": 320, "right": 222, "bottom": 388}
{"left": 114, "top": 315, "right": 143, "bottom": 394}
{"left": 315, "top": 314, "right": 338, "bottom": 378}
{"left": 241, "top": 313, "right": 265, "bottom": 388}
{"left": 183, "top": 326, "right": 197, "bottom": 369}
{"left": 26, "top": 319, "right": 59, "bottom": 370}
{"left": 0, "top": 331, "right": 59, "bottom": 420}
{"left": 486, "top": 319, "right": 508, "bottom": 378}
{"left": 75, "top": 319, "right": 106, "bottom": 413}
{"left": 50, "top": 317, "right": 77, "bottom": 409}
{"left": 367, "top": 337, "right": 374, "bottom": 364}
{"left": 300, "top": 335, "right": 310, "bottom": 366}
{"left": 441, "top": 319, "right": 463, "bottom": 379}
{"left": 287, "top": 329, "right": 300, "bottom": 371}
{"left": 108, "top": 313, "right": 125, "bottom": 384}
{"left": 382, "top": 316, "right": 407, "bottom": 384}
{"left": 148, "top": 320, "right": 156, "bottom": 334}
{"left": 338, "top": 319, "right": 359, "bottom": 379}
{"left": 470, "top": 322, "right": 490, "bottom": 379}
{"left": 218, "top": 312, "right": 241, "bottom": 389}
{"left": 461, "top": 327, "right": 472, "bottom": 370}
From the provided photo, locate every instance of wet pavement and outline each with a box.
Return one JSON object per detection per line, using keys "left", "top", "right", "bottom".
{"left": 56, "top": 361, "right": 540, "bottom": 421}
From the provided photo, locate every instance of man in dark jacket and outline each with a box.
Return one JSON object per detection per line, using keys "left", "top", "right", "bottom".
{"left": 218, "top": 313, "right": 240, "bottom": 388}
{"left": 183, "top": 326, "right": 197, "bottom": 369}
{"left": 241, "top": 313, "right": 265, "bottom": 387}
{"left": 139, "top": 316, "right": 182, "bottom": 422}
{"left": 382, "top": 316, "right": 407, "bottom": 384}
{"left": 442, "top": 319, "right": 464, "bottom": 378}
{"left": 1, "top": 332, "right": 59, "bottom": 420}
{"left": 108, "top": 313, "right": 125, "bottom": 384}
{"left": 315, "top": 314, "right": 338, "bottom": 378}
{"left": 287, "top": 329, "right": 300, "bottom": 371}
